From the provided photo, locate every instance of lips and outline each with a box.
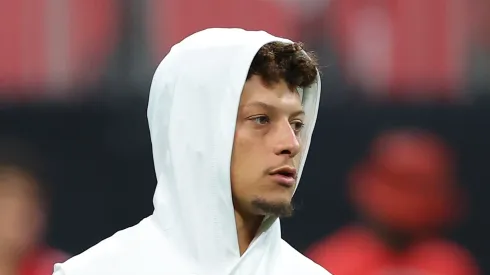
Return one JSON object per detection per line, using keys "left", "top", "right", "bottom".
{"left": 269, "top": 166, "right": 297, "bottom": 187}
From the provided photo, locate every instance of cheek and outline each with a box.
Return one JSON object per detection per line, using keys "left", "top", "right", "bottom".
{"left": 232, "top": 126, "right": 263, "bottom": 164}
{"left": 293, "top": 151, "right": 303, "bottom": 168}
{"left": 231, "top": 129, "right": 264, "bottom": 186}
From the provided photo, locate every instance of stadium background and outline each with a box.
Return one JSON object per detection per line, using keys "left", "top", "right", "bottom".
{"left": 1, "top": 0, "right": 489, "bottom": 273}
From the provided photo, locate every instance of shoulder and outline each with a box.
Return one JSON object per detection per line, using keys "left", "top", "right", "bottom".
{"left": 21, "top": 247, "right": 69, "bottom": 275}
{"left": 411, "top": 239, "right": 480, "bottom": 274}
{"left": 54, "top": 229, "right": 131, "bottom": 275}
{"left": 54, "top": 217, "right": 159, "bottom": 275}
{"left": 279, "top": 240, "right": 333, "bottom": 275}
{"left": 306, "top": 226, "right": 384, "bottom": 266}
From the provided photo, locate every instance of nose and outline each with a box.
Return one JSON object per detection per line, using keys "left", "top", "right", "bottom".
{"left": 272, "top": 120, "right": 301, "bottom": 158}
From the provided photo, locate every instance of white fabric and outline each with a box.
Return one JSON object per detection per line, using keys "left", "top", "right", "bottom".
{"left": 52, "top": 28, "right": 330, "bottom": 275}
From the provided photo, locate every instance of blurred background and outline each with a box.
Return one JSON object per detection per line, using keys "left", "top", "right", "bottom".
{"left": 1, "top": 0, "right": 489, "bottom": 274}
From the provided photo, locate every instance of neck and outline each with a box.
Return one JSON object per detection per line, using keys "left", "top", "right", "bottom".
{"left": 234, "top": 209, "right": 263, "bottom": 255}
{"left": 365, "top": 222, "right": 414, "bottom": 251}
{"left": 0, "top": 251, "right": 21, "bottom": 275}
{"left": 0, "top": 266, "right": 17, "bottom": 275}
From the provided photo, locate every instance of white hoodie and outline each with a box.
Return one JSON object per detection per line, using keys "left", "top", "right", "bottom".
{"left": 53, "top": 28, "right": 331, "bottom": 275}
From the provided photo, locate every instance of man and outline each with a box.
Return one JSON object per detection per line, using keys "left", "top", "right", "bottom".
{"left": 0, "top": 139, "right": 68, "bottom": 275}
{"left": 53, "top": 28, "right": 330, "bottom": 274}
{"left": 307, "top": 129, "right": 479, "bottom": 274}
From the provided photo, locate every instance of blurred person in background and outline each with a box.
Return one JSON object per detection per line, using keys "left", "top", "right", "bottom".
{"left": 53, "top": 28, "right": 330, "bottom": 275}
{"left": 0, "top": 139, "right": 67, "bottom": 275}
{"left": 307, "top": 129, "right": 480, "bottom": 274}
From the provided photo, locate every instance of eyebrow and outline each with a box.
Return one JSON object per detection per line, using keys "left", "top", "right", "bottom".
{"left": 242, "top": 101, "right": 305, "bottom": 117}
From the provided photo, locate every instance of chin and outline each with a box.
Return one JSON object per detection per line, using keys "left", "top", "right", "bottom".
{"left": 251, "top": 197, "right": 294, "bottom": 217}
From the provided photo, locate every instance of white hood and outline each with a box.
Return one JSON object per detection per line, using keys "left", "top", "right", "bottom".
{"left": 53, "top": 28, "right": 327, "bottom": 275}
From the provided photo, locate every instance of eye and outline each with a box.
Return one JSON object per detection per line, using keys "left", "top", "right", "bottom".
{"left": 291, "top": 121, "right": 305, "bottom": 133}
{"left": 251, "top": 115, "right": 270, "bottom": 125}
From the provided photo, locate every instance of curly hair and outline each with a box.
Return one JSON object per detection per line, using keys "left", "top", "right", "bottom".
{"left": 247, "top": 42, "right": 319, "bottom": 89}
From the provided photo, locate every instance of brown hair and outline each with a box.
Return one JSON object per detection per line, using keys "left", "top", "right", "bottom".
{"left": 247, "top": 41, "right": 319, "bottom": 89}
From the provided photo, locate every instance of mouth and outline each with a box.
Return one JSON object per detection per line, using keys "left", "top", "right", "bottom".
{"left": 269, "top": 166, "right": 297, "bottom": 187}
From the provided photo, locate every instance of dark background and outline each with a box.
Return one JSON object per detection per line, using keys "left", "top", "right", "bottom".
{"left": 2, "top": 0, "right": 490, "bottom": 273}
{"left": 2, "top": 93, "right": 489, "bottom": 272}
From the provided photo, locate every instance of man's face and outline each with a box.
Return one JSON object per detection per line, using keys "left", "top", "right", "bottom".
{"left": 230, "top": 75, "right": 305, "bottom": 217}
{"left": 0, "top": 169, "right": 43, "bottom": 254}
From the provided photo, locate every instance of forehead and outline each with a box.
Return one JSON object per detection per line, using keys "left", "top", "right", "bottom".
{"left": 240, "top": 75, "right": 302, "bottom": 109}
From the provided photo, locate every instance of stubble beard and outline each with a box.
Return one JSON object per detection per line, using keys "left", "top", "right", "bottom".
{"left": 251, "top": 197, "right": 294, "bottom": 218}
